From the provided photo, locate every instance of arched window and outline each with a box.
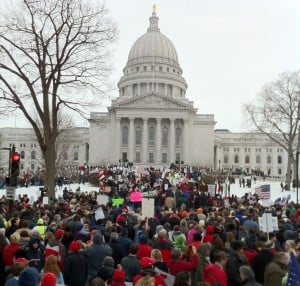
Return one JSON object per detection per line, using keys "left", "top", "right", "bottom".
{"left": 245, "top": 155, "right": 250, "bottom": 164}
{"left": 267, "top": 155, "right": 272, "bottom": 164}
{"left": 20, "top": 151, "right": 25, "bottom": 159}
{"left": 162, "top": 126, "right": 169, "bottom": 146}
{"left": 122, "top": 126, "right": 128, "bottom": 146}
{"left": 148, "top": 126, "right": 155, "bottom": 146}
{"left": 74, "top": 152, "right": 78, "bottom": 161}
{"left": 277, "top": 155, "right": 282, "bottom": 164}
{"left": 31, "top": 151, "right": 36, "bottom": 160}
{"left": 135, "top": 127, "right": 142, "bottom": 146}
{"left": 63, "top": 152, "right": 68, "bottom": 161}
{"left": 175, "top": 127, "right": 182, "bottom": 146}
{"left": 224, "top": 155, "right": 228, "bottom": 164}
{"left": 234, "top": 155, "right": 239, "bottom": 164}
{"left": 256, "top": 155, "right": 261, "bottom": 164}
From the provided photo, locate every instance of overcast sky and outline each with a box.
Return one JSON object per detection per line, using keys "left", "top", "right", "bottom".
{"left": 1, "top": 0, "right": 300, "bottom": 131}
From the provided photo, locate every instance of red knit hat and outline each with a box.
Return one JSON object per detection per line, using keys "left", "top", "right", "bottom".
{"left": 112, "top": 269, "right": 125, "bottom": 282}
{"left": 41, "top": 272, "right": 57, "bottom": 286}
{"left": 116, "top": 215, "right": 125, "bottom": 223}
{"left": 55, "top": 229, "right": 65, "bottom": 239}
{"left": 70, "top": 241, "right": 81, "bottom": 253}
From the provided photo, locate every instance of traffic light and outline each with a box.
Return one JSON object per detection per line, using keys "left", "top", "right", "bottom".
{"left": 11, "top": 152, "right": 20, "bottom": 177}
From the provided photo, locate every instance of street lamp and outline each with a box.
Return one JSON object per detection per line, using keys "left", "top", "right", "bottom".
{"left": 297, "top": 150, "right": 299, "bottom": 203}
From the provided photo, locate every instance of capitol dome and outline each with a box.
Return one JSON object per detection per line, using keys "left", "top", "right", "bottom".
{"left": 117, "top": 8, "right": 187, "bottom": 100}
{"left": 127, "top": 12, "right": 179, "bottom": 66}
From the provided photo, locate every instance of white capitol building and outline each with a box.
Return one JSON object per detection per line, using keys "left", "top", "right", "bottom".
{"left": 0, "top": 10, "right": 289, "bottom": 179}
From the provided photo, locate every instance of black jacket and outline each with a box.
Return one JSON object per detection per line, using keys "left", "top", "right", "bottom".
{"left": 63, "top": 251, "right": 88, "bottom": 286}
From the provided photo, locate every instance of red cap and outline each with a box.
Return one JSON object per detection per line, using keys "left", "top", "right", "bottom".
{"left": 15, "top": 257, "right": 29, "bottom": 265}
{"left": 140, "top": 257, "right": 156, "bottom": 269}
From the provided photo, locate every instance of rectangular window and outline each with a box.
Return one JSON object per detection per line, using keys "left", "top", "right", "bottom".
{"left": 278, "top": 168, "right": 282, "bottom": 175}
{"left": 149, "top": 153, "right": 154, "bottom": 163}
{"left": 135, "top": 152, "right": 141, "bottom": 163}
{"left": 159, "top": 66, "right": 162, "bottom": 72}
{"left": 144, "top": 66, "right": 147, "bottom": 71}
{"left": 162, "top": 153, "right": 168, "bottom": 164}
{"left": 122, "top": 152, "right": 127, "bottom": 161}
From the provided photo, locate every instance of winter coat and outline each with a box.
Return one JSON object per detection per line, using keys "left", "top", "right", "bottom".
{"left": 251, "top": 249, "right": 274, "bottom": 284}
{"left": 225, "top": 250, "right": 248, "bottom": 286}
{"left": 203, "top": 263, "right": 227, "bottom": 286}
{"left": 63, "top": 251, "right": 88, "bottom": 286}
{"left": 264, "top": 260, "right": 287, "bottom": 286}
{"left": 167, "top": 254, "right": 198, "bottom": 276}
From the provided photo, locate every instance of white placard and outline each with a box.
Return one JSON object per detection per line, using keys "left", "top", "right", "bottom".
{"left": 207, "top": 184, "right": 215, "bottom": 196}
{"left": 42, "top": 196, "right": 49, "bottom": 205}
{"left": 95, "top": 207, "right": 105, "bottom": 220}
{"left": 6, "top": 187, "right": 16, "bottom": 200}
{"left": 164, "top": 184, "right": 168, "bottom": 190}
{"left": 258, "top": 213, "right": 275, "bottom": 233}
{"left": 97, "top": 194, "right": 109, "bottom": 205}
{"left": 142, "top": 198, "right": 155, "bottom": 219}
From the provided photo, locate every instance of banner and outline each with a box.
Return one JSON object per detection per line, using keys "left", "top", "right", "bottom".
{"left": 142, "top": 198, "right": 155, "bottom": 218}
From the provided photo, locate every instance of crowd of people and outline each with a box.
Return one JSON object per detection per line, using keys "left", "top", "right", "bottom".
{"left": 0, "top": 165, "right": 299, "bottom": 286}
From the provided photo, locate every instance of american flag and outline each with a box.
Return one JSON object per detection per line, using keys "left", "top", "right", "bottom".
{"left": 255, "top": 184, "right": 271, "bottom": 200}
{"left": 287, "top": 253, "right": 300, "bottom": 286}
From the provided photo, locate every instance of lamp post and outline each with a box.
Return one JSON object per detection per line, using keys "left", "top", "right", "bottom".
{"left": 297, "top": 151, "right": 299, "bottom": 203}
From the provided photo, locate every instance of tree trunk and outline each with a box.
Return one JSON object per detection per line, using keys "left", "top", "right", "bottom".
{"left": 286, "top": 156, "right": 292, "bottom": 191}
{"left": 43, "top": 145, "right": 56, "bottom": 200}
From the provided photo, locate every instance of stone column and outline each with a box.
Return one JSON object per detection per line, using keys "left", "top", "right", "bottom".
{"left": 183, "top": 119, "right": 189, "bottom": 164}
{"left": 156, "top": 118, "right": 162, "bottom": 164}
{"left": 143, "top": 118, "right": 148, "bottom": 164}
{"left": 128, "top": 117, "right": 134, "bottom": 162}
{"left": 115, "top": 117, "right": 121, "bottom": 160}
{"left": 170, "top": 118, "right": 175, "bottom": 163}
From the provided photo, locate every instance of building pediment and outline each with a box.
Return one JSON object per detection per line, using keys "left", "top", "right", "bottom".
{"left": 110, "top": 92, "right": 195, "bottom": 110}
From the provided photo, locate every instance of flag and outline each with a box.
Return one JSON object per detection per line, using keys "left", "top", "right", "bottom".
{"left": 287, "top": 253, "right": 300, "bottom": 286}
{"left": 255, "top": 184, "right": 271, "bottom": 200}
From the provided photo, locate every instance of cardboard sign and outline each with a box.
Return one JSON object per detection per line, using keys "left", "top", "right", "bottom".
{"left": 142, "top": 198, "right": 155, "bottom": 218}
{"left": 97, "top": 195, "right": 109, "bottom": 205}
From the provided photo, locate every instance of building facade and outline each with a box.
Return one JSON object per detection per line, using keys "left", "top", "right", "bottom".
{"left": 89, "top": 10, "right": 216, "bottom": 167}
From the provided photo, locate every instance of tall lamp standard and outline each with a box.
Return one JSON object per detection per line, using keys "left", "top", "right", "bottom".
{"left": 297, "top": 150, "right": 299, "bottom": 204}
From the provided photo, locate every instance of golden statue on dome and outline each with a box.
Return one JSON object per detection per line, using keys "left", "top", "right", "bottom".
{"left": 152, "top": 4, "right": 156, "bottom": 14}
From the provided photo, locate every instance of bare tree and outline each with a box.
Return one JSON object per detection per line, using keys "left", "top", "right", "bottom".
{"left": 0, "top": 0, "right": 117, "bottom": 198}
{"left": 243, "top": 71, "right": 300, "bottom": 190}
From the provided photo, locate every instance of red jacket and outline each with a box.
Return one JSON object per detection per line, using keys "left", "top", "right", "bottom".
{"left": 203, "top": 263, "right": 227, "bottom": 286}
{"left": 3, "top": 243, "right": 20, "bottom": 267}
{"left": 137, "top": 243, "right": 152, "bottom": 260}
{"left": 167, "top": 254, "right": 198, "bottom": 275}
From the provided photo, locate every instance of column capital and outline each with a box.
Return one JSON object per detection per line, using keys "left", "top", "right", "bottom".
{"left": 156, "top": 118, "right": 162, "bottom": 123}
{"left": 142, "top": 117, "right": 148, "bottom": 122}
{"left": 129, "top": 117, "right": 135, "bottom": 122}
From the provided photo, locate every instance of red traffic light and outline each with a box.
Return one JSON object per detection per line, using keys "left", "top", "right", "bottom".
{"left": 11, "top": 152, "right": 20, "bottom": 163}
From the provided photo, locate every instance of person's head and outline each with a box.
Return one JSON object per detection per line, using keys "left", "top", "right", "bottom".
{"left": 213, "top": 251, "right": 228, "bottom": 267}
{"left": 43, "top": 255, "right": 60, "bottom": 277}
{"left": 103, "top": 256, "right": 114, "bottom": 268}
{"left": 151, "top": 249, "right": 163, "bottom": 261}
{"left": 239, "top": 265, "right": 255, "bottom": 282}
{"left": 18, "top": 267, "right": 39, "bottom": 286}
{"left": 10, "top": 232, "right": 20, "bottom": 243}
{"left": 40, "top": 272, "right": 57, "bottom": 286}
{"left": 284, "top": 239, "right": 296, "bottom": 252}
{"left": 90, "top": 277, "right": 106, "bottom": 286}
{"left": 174, "top": 271, "right": 191, "bottom": 286}
{"left": 129, "top": 243, "right": 139, "bottom": 255}
{"left": 135, "top": 275, "right": 155, "bottom": 286}
{"left": 93, "top": 232, "right": 104, "bottom": 245}
{"left": 231, "top": 240, "right": 244, "bottom": 254}
{"left": 10, "top": 259, "right": 28, "bottom": 277}
{"left": 158, "top": 229, "right": 167, "bottom": 240}
{"left": 171, "top": 248, "right": 182, "bottom": 261}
